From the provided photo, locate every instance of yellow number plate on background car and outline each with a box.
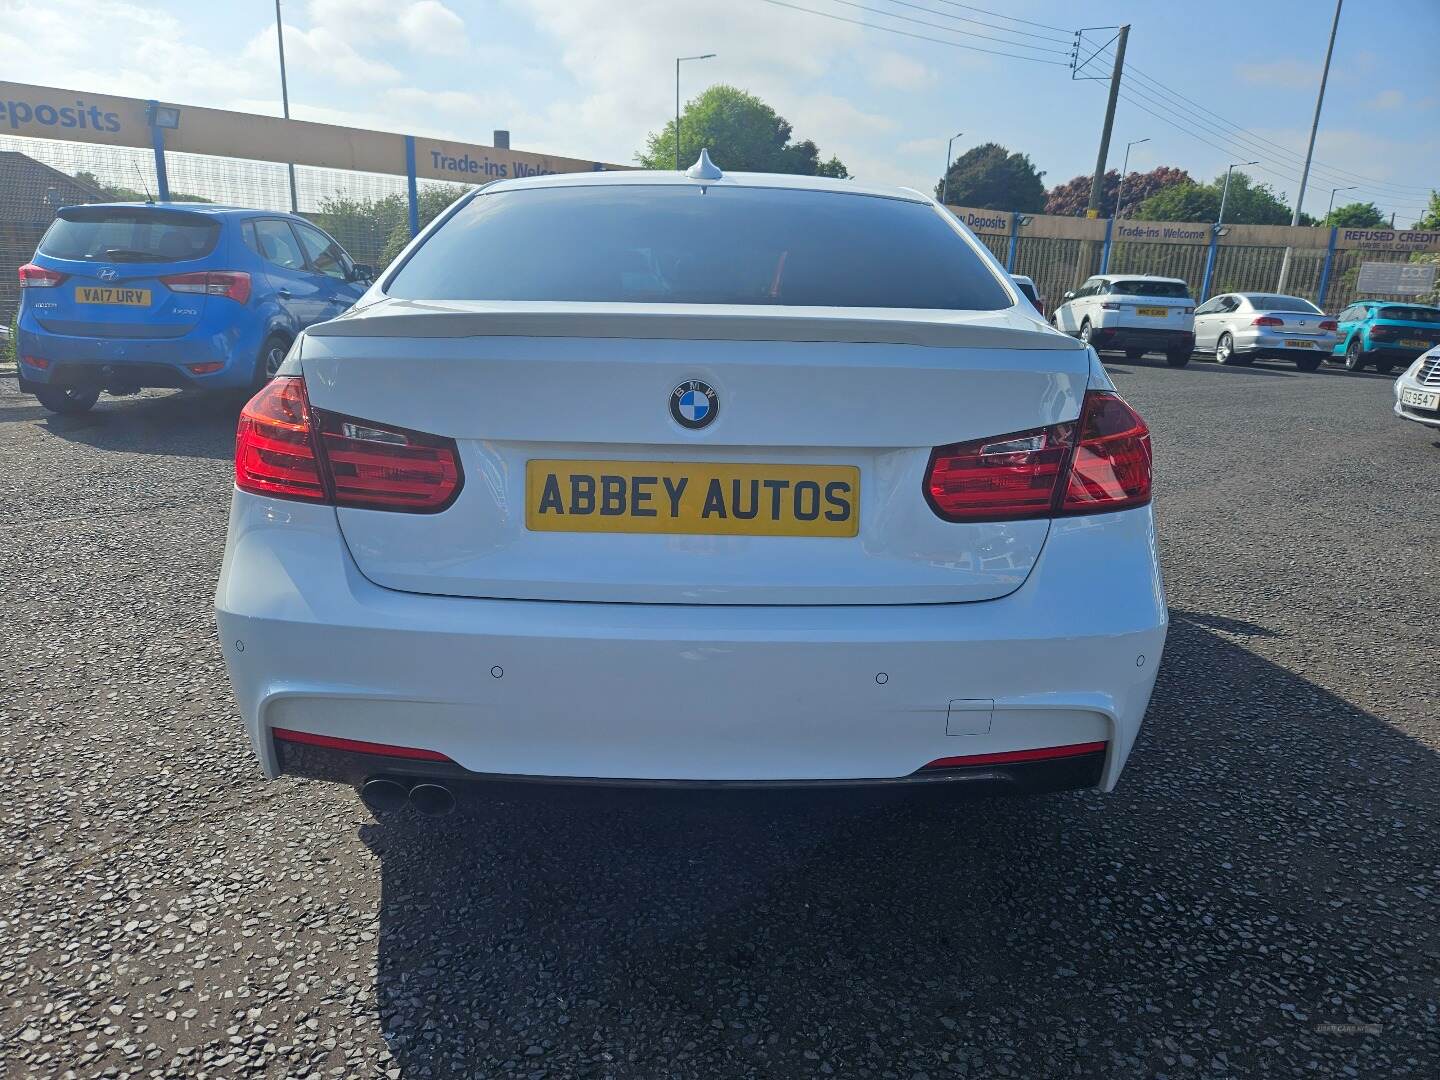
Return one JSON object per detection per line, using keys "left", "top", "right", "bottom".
{"left": 1136, "top": 306, "right": 1168, "bottom": 317}
{"left": 526, "top": 460, "right": 860, "bottom": 537}
{"left": 1399, "top": 339, "right": 1428, "bottom": 349}
{"left": 1287, "top": 339, "right": 1316, "bottom": 348}
{"left": 76, "top": 286, "right": 151, "bottom": 306}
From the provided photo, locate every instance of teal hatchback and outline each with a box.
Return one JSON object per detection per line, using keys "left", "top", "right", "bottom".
{"left": 1331, "top": 300, "right": 1440, "bottom": 373}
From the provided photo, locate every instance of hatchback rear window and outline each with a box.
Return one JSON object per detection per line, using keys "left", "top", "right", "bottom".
{"left": 1109, "top": 280, "right": 1191, "bottom": 298}
{"left": 39, "top": 208, "right": 220, "bottom": 263}
{"left": 1378, "top": 306, "right": 1440, "bottom": 323}
{"left": 386, "top": 185, "right": 1011, "bottom": 310}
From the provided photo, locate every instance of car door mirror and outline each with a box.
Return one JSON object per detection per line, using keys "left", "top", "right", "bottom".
{"left": 348, "top": 263, "right": 375, "bottom": 283}
{"left": 1062, "top": 291, "right": 1075, "bottom": 301}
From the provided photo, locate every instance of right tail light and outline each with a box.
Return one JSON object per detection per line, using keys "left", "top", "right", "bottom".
{"left": 1319, "top": 319, "right": 1338, "bottom": 331}
{"left": 235, "top": 377, "right": 463, "bottom": 513}
{"left": 925, "top": 390, "right": 1151, "bottom": 522}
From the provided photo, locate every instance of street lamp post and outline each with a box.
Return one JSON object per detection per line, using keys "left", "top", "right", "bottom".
{"left": 1325, "top": 184, "right": 1357, "bottom": 225}
{"left": 1113, "top": 137, "right": 1150, "bottom": 220}
{"left": 675, "top": 54, "right": 716, "bottom": 170}
{"left": 940, "top": 132, "right": 963, "bottom": 205}
{"left": 1217, "top": 160, "right": 1259, "bottom": 230}
{"left": 274, "top": 0, "right": 298, "bottom": 213}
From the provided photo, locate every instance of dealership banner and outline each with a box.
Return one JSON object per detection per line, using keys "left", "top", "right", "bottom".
{"left": 1333, "top": 228, "right": 1440, "bottom": 253}
{"left": 0, "top": 79, "right": 624, "bottom": 180}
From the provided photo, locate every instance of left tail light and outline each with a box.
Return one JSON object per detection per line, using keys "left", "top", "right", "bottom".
{"left": 925, "top": 390, "right": 1152, "bottom": 522}
{"left": 1252, "top": 316, "right": 1284, "bottom": 327}
{"left": 18, "top": 262, "right": 66, "bottom": 288}
{"left": 161, "top": 270, "right": 252, "bottom": 303}
{"left": 235, "top": 377, "right": 463, "bottom": 513}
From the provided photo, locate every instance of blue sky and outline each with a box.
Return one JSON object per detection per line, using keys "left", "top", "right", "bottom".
{"left": 3, "top": 0, "right": 1437, "bottom": 223}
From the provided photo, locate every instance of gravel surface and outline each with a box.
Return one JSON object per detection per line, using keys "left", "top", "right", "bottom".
{"left": 1, "top": 359, "right": 1436, "bottom": 1079}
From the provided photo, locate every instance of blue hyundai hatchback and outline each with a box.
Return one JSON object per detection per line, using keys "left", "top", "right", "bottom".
{"left": 16, "top": 203, "right": 372, "bottom": 413}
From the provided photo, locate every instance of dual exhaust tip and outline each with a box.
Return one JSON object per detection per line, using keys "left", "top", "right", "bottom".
{"left": 361, "top": 777, "right": 455, "bottom": 817}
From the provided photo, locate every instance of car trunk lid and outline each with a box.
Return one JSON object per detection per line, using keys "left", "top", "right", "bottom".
{"left": 301, "top": 300, "right": 1092, "bottom": 605}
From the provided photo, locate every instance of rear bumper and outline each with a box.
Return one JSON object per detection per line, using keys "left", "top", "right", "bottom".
{"left": 1231, "top": 331, "right": 1334, "bottom": 357}
{"left": 15, "top": 314, "right": 260, "bottom": 390}
{"left": 215, "top": 492, "right": 1168, "bottom": 792}
{"left": 1090, "top": 326, "right": 1194, "bottom": 352}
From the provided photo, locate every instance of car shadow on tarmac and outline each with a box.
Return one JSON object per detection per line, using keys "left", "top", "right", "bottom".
{"left": 359, "top": 612, "right": 1437, "bottom": 1078}
{"left": 35, "top": 389, "right": 240, "bottom": 459}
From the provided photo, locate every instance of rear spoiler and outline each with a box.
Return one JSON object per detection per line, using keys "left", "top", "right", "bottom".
{"left": 307, "top": 299, "right": 1084, "bottom": 351}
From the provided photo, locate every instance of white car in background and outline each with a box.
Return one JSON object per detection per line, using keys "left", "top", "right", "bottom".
{"left": 1394, "top": 346, "right": 1440, "bottom": 430}
{"left": 1192, "top": 292, "right": 1337, "bottom": 371}
{"left": 1051, "top": 274, "right": 1196, "bottom": 367}
{"left": 215, "top": 159, "right": 1167, "bottom": 818}
{"left": 1010, "top": 273, "right": 1046, "bottom": 317}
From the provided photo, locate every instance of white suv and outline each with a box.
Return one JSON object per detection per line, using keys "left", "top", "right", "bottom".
{"left": 1052, "top": 274, "right": 1196, "bottom": 367}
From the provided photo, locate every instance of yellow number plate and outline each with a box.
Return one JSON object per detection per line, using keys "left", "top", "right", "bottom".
{"left": 526, "top": 460, "right": 860, "bottom": 537}
{"left": 1399, "top": 338, "right": 1429, "bottom": 349}
{"left": 76, "top": 286, "right": 151, "bottom": 306}
{"left": 1287, "top": 339, "right": 1316, "bottom": 348}
{"left": 1136, "top": 306, "right": 1168, "bottom": 318}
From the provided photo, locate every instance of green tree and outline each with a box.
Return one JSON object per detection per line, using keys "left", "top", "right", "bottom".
{"left": 1324, "top": 201, "right": 1386, "bottom": 228}
{"left": 1044, "top": 165, "right": 1192, "bottom": 217}
{"left": 1133, "top": 171, "right": 1292, "bottom": 225}
{"left": 70, "top": 169, "right": 210, "bottom": 203}
{"left": 636, "top": 85, "right": 848, "bottom": 177}
{"left": 1413, "top": 190, "right": 1440, "bottom": 230}
{"left": 311, "top": 185, "right": 468, "bottom": 270}
{"left": 935, "top": 142, "right": 1045, "bottom": 212}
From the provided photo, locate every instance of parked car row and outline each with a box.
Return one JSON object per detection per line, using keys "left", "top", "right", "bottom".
{"left": 1046, "top": 274, "right": 1440, "bottom": 377}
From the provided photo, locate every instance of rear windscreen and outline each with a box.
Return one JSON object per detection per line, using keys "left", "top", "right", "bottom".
{"left": 1015, "top": 281, "right": 1040, "bottom": 307}
{"left": 40, "top": 208, "right": 220, "bottom": 263}
{"left": 1379, "top": 306, "right": 1440, "bottom": 323}
{"left": 386, "top": 185, "right": 1012, "bottom": 310}
{"left": 1248, "top": 294, "right": 1321, "bottom": 314}
{"left": 1110, "top": 280, "right": 1192, "bottom": 298}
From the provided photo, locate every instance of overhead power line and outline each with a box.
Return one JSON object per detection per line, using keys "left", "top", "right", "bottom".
{"left": 921, "top": 0, "right": 1073, "bottom": 36}
{"left": 755, "top": 0, "right": 1071, "bottom": 64}
{"left": 870, "top": 0, "right": 1073, "bottom": 50}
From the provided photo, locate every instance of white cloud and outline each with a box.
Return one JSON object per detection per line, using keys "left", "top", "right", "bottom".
{"left": 242, "top": 23, "right": 403, "bottom": 87}
{"left": 305, "top": 0, "right": 470, "bottom": 56}
{"left": 1236, "top": 59, "right": 1317, "bottom": 90}
{"left": 867, "top": 50, "right": 937, "bottom": 91}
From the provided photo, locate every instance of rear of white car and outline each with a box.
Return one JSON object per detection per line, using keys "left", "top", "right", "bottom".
{"left": 1054, "top": 275, "right": 1196, "bottom": 366}
{"left": 215, "top": 169, "right": 1167, "bottom": 814}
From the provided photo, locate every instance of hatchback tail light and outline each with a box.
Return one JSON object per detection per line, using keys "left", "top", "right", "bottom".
{"left": 161, "top": 270, "right": 252, "bottom": 303}
{"left": 1100, "top": 302, "right": 1120, "bottom": 310}
{"left": 1252, "top": 316, "right": 1284, "bottom": 327}
{"left": 1369, "top": 326, "right": 1392, "bottom": 340}
{"left": 235, "top": 377, "right": 463, "bottom": 513}
{"left": 925, "top": 390, "right": 1151, "bottom": 522}
{"left": 18, "top": 262, "right": 66, "bottom": 288}
{"left": 1318, "top": 319, "right": 1338, "bottom": 331}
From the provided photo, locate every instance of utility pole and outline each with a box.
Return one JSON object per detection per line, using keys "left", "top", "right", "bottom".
{"left": 275, "top": 0, "right": 298, "bottom": 213}
{"left": 1085, "top": 24, "right": 1129, "bottom": 218}
{"left": 1277, "top": 0, "right": 1342, "bottom": 292}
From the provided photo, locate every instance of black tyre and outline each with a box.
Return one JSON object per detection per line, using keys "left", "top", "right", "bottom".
{"left": 1343, "top": 337, "right": 1368, "bottom": 372}
{"left": 1295, "top": 353, "right": 1323, "bottom": 372}
{"left": 1165, "top": 350, "right": 1191, "bottom": 368}
{"left": 34, "top": 383, "right": 100, "bottom": 414}
{"left": 254, "top": 334, "right": 291, "bottom": 388}
{"left": 1375, "top": 361, "right": 1395, "bottom": 375}
{"left": 1124, "top": 348, "right": 1145, "bottom": 360}
{"left": 1078, "top": 319, "right": 1094, "bottom": 346}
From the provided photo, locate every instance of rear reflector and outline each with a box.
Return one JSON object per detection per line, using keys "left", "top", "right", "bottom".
{"left": 925, "top": 390, "right": 1151, "bottom": 522}
{"left": 161, "top": 270, "right": 252, "bottom": 304}
{"left": 188, "top": 361, "right": 224, "bottom": 375}
{"left": 922, "top": 741, "right": 1106, "bottom": 769}
{"left": 235, "top": 376, "right": 463, "bottom": 512}
{"left": 272, "top": 727, "right": 453, "bottom": 762}
{"left": 21, "top": 355, "right": 49, "bottom": 369}
{"left": 18, "top": 262, "right": 66, "bottom": 288}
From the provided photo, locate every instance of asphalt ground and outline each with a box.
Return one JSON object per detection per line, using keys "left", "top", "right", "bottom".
{"left": 1, "top": 355, "right": 1436, "bottom": 1079}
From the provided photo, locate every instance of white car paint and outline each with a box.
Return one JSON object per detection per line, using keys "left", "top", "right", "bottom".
{"left": 1394, "top": 346, "right": 1440, "bottom": 429}
{"left": 1051, "top": 274, "right": 1195, "bottom": 360}
{"left": 215, "top": 167, "right": 1167, "bottom": 794}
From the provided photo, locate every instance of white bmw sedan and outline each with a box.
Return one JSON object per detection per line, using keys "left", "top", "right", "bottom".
{"left": 215, "top": 159, "right": 1167, "bottom": 816}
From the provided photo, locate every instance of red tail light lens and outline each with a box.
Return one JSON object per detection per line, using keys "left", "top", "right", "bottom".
{"left": 1368, "top": 326, "right": 1391, "bottom": 340}
{"left": 1252, "top": 316, "right": 1284, "bottom": 327}
{"left": 925, "top": 390, "right": 1150, "bottom": 522}
{"left": 1060, "top": 392, "right": 1152, "bottom": 514}
{"left": 161, "top": 270, "right": 252, "bottom": 303}
{"left": 234, "top": 377, "right": 463, "bottom": 513}
{"left": 235, "top": 377, "right": 327, "bottom": 502}
{"left": 21, "top": 355, "right": 50, "bottom": 369}
{"left": 1319, "top": 319, "right": 1337, "bottom": 331}
{"left": 314, "top": 412, "right": 463, "bottom": 512}
{"left": 18, "top": 262, "right": 66, "bottom": 288}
